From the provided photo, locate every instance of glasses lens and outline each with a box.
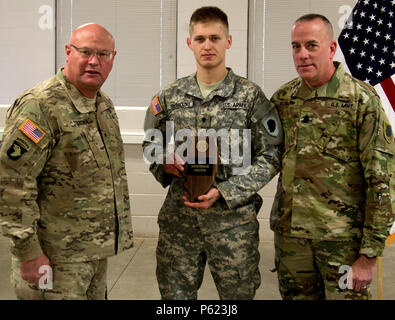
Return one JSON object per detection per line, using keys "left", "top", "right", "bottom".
{"left": 97, "top": 51, "right": 112, "bottom": 60}
{"left": 81, "top": 49, "right": 94, "bottom": 57}
{"left": 70, "top": 45, "right": 113, "bottom": 60}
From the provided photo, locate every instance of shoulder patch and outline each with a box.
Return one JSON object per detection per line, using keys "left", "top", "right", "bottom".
{"left": 7, "top": 140, "right": 28, "bottom": 160}
{"left": 384, "top": 122, "right": 394, "bottom": 144}
{"left": 19, "top": 119, "right": 46, "bottom": 143}
{"left": 264, "top": 115, "right": 280, "bottom": 137}
{"left": 150, "top": 96, "right": 163, "bottom": 116}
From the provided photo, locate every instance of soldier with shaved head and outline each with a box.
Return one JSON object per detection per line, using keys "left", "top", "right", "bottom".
{"left": 0, "top": 23, "right": 133, "bottom": 300}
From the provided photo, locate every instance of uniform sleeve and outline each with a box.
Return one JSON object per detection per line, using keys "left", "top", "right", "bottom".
{"left": 142, "top": 94, "right": 173, "bottom": 188}
{"left": 0, "top": 98, "right": 51, "bottom": 261}
{"left": 358, "top": 92, "right": 395, "bottom": 257}
{"left": 216, "top": 92, "right": 283, "bottom": 209}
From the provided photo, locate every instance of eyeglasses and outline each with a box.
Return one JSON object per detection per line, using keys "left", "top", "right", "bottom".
{"left": 69, "top": 44, "right": 115, "bottom": 61}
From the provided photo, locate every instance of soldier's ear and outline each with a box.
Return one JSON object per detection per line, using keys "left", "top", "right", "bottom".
{"left": 187, "top": 37, "right": 192, "bottom": 50}
{"left": 329, "top": 40, "right": 337, "bottom": 60}
{"left": 227, "top": 34, "right": 232, "bottom": 50}
{"left": 65, "top": 44, "right": 72, "bottom": 62}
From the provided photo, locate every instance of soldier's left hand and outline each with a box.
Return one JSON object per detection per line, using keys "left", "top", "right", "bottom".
{"left": 183, "top": 188, "right": 221, "bottom": 210}
{"left": 19, "top": 254, "right": 51, "bottom": 285}
{"left": 351, "top": 255, "right": 376, "bottom": 292}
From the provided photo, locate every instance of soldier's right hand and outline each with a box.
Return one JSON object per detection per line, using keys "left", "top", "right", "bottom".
{"left": 20, "top": 254, "right": 51, "bottom": 284}
{"left": 164, "top": 152, "right": 185, "bottom": 178}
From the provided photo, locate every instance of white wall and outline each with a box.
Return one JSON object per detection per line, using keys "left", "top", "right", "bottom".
{"left": 0, "top": 0, "right": 55, "bottom": 104}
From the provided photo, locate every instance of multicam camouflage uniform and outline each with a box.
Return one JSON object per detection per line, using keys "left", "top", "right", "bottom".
{"left": 143, "top": 68, "right": 283, "bottom": 299}
{"left": 0, "top": 69, "right": 133, "bottom": 299}
{"left": 271, "top": 62, "right": 395, "bottom": 299}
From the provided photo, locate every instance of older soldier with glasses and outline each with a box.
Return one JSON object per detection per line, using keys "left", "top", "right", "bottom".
{"left": 0, "top": 23, "right": 133, "bottom": 300}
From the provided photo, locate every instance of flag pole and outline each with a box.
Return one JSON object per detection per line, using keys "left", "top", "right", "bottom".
{"left": 377, "top": 256, "right": 383, "bottom": 300}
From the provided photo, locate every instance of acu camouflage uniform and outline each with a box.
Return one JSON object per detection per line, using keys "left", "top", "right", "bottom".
{"left": 271, "top": 62, "right": 395, "bottom": 299}
{"left": 143, "top": 68, "right": 283, "bottom": 300}
{"left": 0, "top": 69, "right": 134, "bottom": 299}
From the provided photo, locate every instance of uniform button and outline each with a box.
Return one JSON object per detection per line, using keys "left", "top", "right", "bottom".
{"left": 202, "top": 117, "right": 207, "bottom": 122}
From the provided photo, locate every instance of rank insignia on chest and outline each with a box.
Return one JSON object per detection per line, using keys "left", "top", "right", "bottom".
{"left": 19, "top": 119, "right": 46, "bottom": 143}
{"left": 151, "top": 96, "right": 163, "bottom": 116}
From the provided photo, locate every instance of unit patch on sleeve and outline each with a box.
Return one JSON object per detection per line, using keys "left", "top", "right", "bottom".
{"left": 264, "top": 115, "right": 280, "bottom": 137}
{"left": 384, "top": 122, "right": 393, "bottom": 144}
{"left": 19, "top": 119, "right": 46, "bottom": 143}
{"left": 150, "top": 96, "right": 163, "bottom": 116}
{"left": 7, "top": 140, "right": 28, "bottom": 160}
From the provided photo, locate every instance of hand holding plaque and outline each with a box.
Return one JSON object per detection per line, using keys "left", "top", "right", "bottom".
{"left": 183, "top": 136, "right": 218, "bottom": 202}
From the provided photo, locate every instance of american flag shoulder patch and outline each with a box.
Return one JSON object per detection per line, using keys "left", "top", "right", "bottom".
{"left": 19, "top": 119, "right": 46, "bottom": 143}
{"left": 150, "top": 96, "right": 163, "bottom": 116}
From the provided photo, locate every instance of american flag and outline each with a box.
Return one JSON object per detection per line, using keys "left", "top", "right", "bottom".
{"left": 338, "top": 0, "right": 394, "bottom": 124}
{"left": 19, "top": 119, "right": 45, "bottom": 143}
{"left": 338, "top": 0, "right": 395, "bottom": 238}
{"left": 150, "top": 96, "right": 163, "bottom": 116}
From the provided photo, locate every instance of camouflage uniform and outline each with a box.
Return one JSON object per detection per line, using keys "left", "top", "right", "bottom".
{"left": 10, "top": 256, "right": 108, "bottom": 300}
{"left": 143, "top": 69, "right": 283, "bottom": 299}
{"left": 0, "top": 69, "right": 133, "bottom": 299}
{"left": 270, "top": 62, "right": 395, "bottom": 299}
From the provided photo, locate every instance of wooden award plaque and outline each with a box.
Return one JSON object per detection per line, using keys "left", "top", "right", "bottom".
{"left": 184, "top": 136, "right": 218, "bottom": 202}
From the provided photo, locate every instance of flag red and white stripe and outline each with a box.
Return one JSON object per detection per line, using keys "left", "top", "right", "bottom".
{"left": 337, "top": 0, "right": 395, "bottom": 239}
{"left": 19, "top": 119, "right": 45, "bottom": 143}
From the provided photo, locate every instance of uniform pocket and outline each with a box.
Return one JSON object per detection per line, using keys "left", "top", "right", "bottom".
{"left": 63, "top": 124, "right": 108, "bottom": 174}
{"left": 81, "top": 128, "right": 107, "bottom": 169}
{"left": 321, "top": 140, "right": 358, "bottom": 162}
{"left": 222, "top": 108, "right": 249, "bottom": 129}
{"left": 318, "top": 110, "right": 358, "bottom": 162}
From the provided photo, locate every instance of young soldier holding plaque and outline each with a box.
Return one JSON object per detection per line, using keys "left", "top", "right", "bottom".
{"left": 143, "top": 6, "right": 282, "bottom": 300}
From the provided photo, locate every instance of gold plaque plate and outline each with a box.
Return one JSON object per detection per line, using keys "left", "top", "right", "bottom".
{"left": 184, "top": 136, "right": 218, "bottom": 202}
